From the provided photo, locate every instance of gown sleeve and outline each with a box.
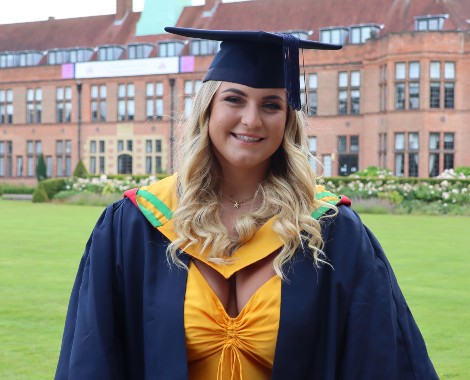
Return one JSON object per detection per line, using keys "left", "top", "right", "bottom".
{"left": 55, "top": 201, "right": 127, "bottom": 380}
{"left": 330, "top": 207, "right": 439, "bottom": 379}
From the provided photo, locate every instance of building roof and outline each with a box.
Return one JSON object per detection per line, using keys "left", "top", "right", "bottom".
{"left": 0, "top": 12, "right": 141, "bottom": 52}
{"left": 0, "top": 0, "right": 469, "bottom": 54}
{"left": 177, "top": 0, "right": 470, "bottom": 37}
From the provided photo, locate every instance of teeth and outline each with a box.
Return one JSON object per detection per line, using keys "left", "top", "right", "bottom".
{"left": 234, "top": 134, "right": 262, "bottom": 142}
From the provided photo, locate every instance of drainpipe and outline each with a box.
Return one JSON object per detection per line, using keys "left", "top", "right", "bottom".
{"left": 76, "top": 81, "right": 82, "bottom": 162}
{"left": 169, "top": 78, "right": 175, "bottom": 173}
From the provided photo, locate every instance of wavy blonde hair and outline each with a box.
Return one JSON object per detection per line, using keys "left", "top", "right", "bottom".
{"left": 168, "top": 81, "right": 334, "bottom": 278}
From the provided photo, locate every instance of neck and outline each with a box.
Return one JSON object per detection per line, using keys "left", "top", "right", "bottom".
{"left": 219, "top": 166, "right": 265, "bottom": 200}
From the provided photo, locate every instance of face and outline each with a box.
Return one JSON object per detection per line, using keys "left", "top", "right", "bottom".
{"left": 208, "top": 82, "right": 288, "bottom": 176}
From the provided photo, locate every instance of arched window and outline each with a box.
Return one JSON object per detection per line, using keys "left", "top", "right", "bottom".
{"left": 117, "top": 154, "right": 132, "bottom": 174}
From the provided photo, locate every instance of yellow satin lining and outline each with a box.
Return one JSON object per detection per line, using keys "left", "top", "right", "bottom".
{"left": 185, "top": 263, "right": 281, "bottom": 380}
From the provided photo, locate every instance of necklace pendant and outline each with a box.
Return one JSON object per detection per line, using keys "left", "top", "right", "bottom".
{"left": 233, "top": 201, "right": 240, "bottom": 208}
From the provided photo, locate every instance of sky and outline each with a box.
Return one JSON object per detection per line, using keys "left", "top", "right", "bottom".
{"left": 0, "top": 0, "right": 245, "bottom": 25}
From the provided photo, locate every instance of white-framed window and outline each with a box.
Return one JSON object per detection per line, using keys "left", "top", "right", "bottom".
{"left": 117, "top": 83, "right": 135, "bottom": 121}
{"left": 158, "top": 41, "right": 184, "bottom": 57}
{"left": 184, "top": 80, "right": 203, "bottom": 118}
{"left": 146, "top": 82, "right": 164, "bottom": 121}
{"left": 415, "top": 15, "right": 447, "bottom": 31}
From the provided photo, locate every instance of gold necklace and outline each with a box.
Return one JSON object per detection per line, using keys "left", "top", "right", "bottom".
{"left": 220, "top": 193, "right": 256, "bottom": 208}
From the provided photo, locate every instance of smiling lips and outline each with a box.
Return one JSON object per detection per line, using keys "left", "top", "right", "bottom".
{"left": 231, "top": 133, "right": 264, "bottom": 143}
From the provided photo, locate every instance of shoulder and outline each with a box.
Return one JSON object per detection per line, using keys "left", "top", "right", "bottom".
{"left": 123, "top": 174, "right": 178, "bottom": 228}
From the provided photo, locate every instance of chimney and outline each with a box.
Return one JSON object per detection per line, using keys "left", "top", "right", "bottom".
{"left": 116, "top": 0, "right": 133, "bottom": 22}
{"left": 202, "top": 0, "right": 221, "bottom": 17}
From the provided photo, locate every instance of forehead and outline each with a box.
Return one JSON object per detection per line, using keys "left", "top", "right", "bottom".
{"left": 216, "top": 82, "right": 287, "bottom": 100}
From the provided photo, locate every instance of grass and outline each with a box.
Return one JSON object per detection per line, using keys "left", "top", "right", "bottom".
{"left": 0, "top": 199, "right": 469, "bottom": 379}
{"left": 360, "top": 213, "right": 470, "bottom": 379}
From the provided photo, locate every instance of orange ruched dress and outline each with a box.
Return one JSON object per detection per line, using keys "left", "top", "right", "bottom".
{"left": 184, "top": 262, "right": 281, "bottom": 380}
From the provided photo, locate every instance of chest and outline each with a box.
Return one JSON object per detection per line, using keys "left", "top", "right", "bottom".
{"left": 193, "top": 253, "right": 276, "bottom": 317}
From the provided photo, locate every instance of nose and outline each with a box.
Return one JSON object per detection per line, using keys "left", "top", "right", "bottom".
{"left": 241, "top": 103, "right": 262, "bottom": 129}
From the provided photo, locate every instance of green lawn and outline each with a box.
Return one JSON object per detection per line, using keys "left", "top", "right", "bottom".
{"left": 0, "top": 199, "right": 469, "bottom": 379}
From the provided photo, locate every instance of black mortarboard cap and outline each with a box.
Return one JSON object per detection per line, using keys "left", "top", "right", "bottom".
{"left": 164, "top": 27, "right": 342, "bottom": 110}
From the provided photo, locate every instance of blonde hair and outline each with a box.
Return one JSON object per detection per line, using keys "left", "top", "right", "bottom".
{"left": 168, "top": 81, "right": 333, "bottom": 278}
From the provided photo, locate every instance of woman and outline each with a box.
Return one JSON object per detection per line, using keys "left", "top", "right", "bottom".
{"left": 55, "top": 28, "right": 438, "bottom": 379}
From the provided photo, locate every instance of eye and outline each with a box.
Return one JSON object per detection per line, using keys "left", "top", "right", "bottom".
{"left": 223, "top": 95, "right": 243, "bottom": 104}
{"left": 263, "top": 102, "right": 282, "bottom": 111}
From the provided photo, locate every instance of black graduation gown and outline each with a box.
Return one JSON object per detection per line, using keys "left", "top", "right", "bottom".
{"left": 55, "top": 195, "right": 439, "bottom": 379}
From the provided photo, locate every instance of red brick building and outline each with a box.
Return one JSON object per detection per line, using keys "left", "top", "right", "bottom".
{"left": 1, "top": 0, "right": 469, "bottom": 185}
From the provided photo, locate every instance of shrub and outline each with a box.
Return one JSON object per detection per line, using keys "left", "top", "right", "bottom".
{"left": 455, "top": 167, "right": 470, "bottom": 177}
{"left": 36, "top": 153, "right": 47, "bottom": 181}
{"left": 32, "top": 183, "right": 49, "bottom": 203}
{"left": 73, "top": 159, "right": 88, "bottom": 178}
{"left": 41, "top": 178, "right": 66, "bottom": 199}
{"left": 0, "top": 183, "right": 36, "bottom": 195}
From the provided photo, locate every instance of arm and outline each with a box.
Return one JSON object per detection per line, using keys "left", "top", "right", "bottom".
{"left": 55, "top": 202, "right": 126, "bottom": 380}
{"left": 335, "top": 208, "right": 439, "bottom": 379}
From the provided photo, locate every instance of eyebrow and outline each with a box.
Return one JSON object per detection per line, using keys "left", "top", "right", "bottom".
{"left": 221, "top": 87, "right": 285, "bottom": 102}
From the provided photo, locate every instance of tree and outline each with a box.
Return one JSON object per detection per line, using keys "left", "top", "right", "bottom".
{"left": 73, "top": 159, "right": 88, "bottom": 178}
{"left": 36, "top": 153, "right": 47, "bottom": 181}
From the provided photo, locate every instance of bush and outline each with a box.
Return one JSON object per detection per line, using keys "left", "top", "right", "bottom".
{"left": 36, "top": 153, "right": 47, "bottom": 181}
{"left": 41, "top": 178, "right": 66, "bottom": 199}
{"left": 455, "top": 167, "right": 470, "bottom": 177}
{"left": 32, "top": 183, "right": 49, "bottom": 203}
{"left": 73, "top": 159, "right": 88, "bottom": 178}
{"left": 0, "top": 183, "right": 36, "bottom": 196}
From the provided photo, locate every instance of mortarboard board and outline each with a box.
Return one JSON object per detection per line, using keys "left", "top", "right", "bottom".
{"left": 164, "top": 27, "right": 342, "bottom": 110}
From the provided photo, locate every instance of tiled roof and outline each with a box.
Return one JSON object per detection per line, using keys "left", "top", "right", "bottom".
{"left": 0, "top": 12, "right": 141, "bottom": 52}
{"left": 0, "top": 0, "right": 469, "bottom": 54}
{"left": 176, "top": 0, "right": 470, "bottom": 37}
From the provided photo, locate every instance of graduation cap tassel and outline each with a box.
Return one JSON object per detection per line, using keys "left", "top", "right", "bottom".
{"left": 280, "top": 33, "right": 301, "bottom": 111}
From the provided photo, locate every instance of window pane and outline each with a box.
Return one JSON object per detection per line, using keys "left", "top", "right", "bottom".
{"left": 118, "top": 84, "right": 126, "bottom": 97}
{"left": 409, "top": 82, "right": 420, "bottom": 110}
{"left": 350, "top": 136, "right": 359, "bottom": 152}
{"left": 395, "top": 154, "right": 405, "bottom": 176}
{"left": 331, "top": 29, "right": 341, "bottom": 44}
{"left": 444, "top": 62, "right": 455, "bottom": 79}
{"left": 395, "top": 63, "right": 406, "bottom": 80}
{"left": 127, "top": 84, "right": 135, "bottom": 97}
{"left": 350, "top": 71, "right": 360, "bottom": 87}
{"left": 430, "top": 82, "right": 440, "bottom": 108}
{"left": 323, "top": 155, "right": 332, "bottom": 176}
{"left": 426, "top": 155, "right": 438, "bottom": 177}
{"left": 444, "top": 153, "right": 454, "bottom": 170}
{"left": 444, "top": 82, "right": 454, "bottom": 109}
{"left": 408, "top": 153, "right": 419, "bottom": 177}
{"left": 429, "top": 133, "right": 440, "bottom": 150}
{"left": 100, "top": 85, "right": 107, "bottom": 98}
{"left": 338, "top": 136, "right": 347, "bottom": 153}
{"left": 156, "top": 82, "right": 163, "bottom": 96}
{"left": 338, "top": 90, "right": 348, "bottom": 115}
{"left": 408, "top": 133, "right": 419, "bottom": 150}
{"left": 395, "top": 133, "right": 405, "bottom": 150}
{"left": 338, "top": 72, "right": 348, "bottom": 87}
{"left": 417, "top": 19, "right": 428, "bottom": 31}
{"left": 146, "top": 140, "right": 152, "bottom": 153}
{"left": 91, "top": 85, "right": 98, "bottom": 99}
{"left": 146, "top": 99, "right": 154, "bottom": 118}
{"left": 430, "top": 62, "right": 441, "bottom": 79}
{"left": 321, "top": 30, "right": 330, "bottom": 43}
{"left": 184, "top": 81, "right": 193, "bottom": 94}
{"left": 156, "top": 99, "right": 163, "bottom": 118}
{"left": 351, "top": 28, "right": 360, "bottom": 44}
{"left": 146, "top": 82, "right": 154, "bottom": 96}
{"left": 409, "top": 62, "right": 420, "bottom": 79}
{"left": 444, "top": 133, "right": 454, "bottom": 150}
{"left": 395, "top": 83, "right": 405, "bottom": 110}
{"left": 308, "top": 136, "right": 317, "bottom": 152}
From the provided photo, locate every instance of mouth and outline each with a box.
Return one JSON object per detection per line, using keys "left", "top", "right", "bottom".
{"left": 231, "top": 133, "right": 264, "bottom": 143}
